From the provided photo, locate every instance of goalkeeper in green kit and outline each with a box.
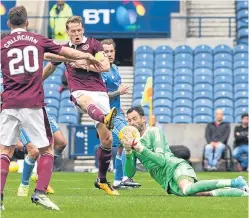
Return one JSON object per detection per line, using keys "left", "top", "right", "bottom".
{"left": 119, "top": 106, "right": 249, "bottom": 197}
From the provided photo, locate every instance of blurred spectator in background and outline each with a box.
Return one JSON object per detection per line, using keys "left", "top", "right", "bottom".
{"left": 204, "top": 109, "right": 230, "bottom": 171}
{"left": 49, "top": 0, "right": 73, "bottom": 40}
{"left": 233, "top": 113, "right": 248, "bottom": 171}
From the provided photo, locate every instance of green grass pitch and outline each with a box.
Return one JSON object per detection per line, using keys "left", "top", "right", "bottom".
{"left": 2, "top": 172, "right": 248, "bottom": 218}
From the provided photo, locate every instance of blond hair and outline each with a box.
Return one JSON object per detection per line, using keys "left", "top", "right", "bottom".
{"left": 66, "top": 16, "right": 83, "bottom": 30}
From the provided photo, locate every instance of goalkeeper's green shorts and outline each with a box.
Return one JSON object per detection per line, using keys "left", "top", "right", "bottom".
{"left": 168, "top": 162, "right": 197, "bottom": 196}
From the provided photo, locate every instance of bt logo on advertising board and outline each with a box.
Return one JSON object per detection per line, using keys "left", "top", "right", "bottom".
{"left": 83, "top": 9, "right": 115, "bottom": 25}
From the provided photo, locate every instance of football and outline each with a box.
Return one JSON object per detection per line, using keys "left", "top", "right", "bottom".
{"left": 9, "top": 161, "right": 19, "bottom": 173}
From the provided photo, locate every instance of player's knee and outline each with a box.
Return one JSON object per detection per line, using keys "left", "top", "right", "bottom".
{"left": 77, "top": 95, "right": 93, "bottom": 110}
{"left": 28, "top": 146, "right": 40, "bottom": 160}
{"left": 0, "top": 144, "right": 15, "bottom": 158}
{"left": 100, "top": 133, "right": 113, "bottom": 147}
{"left": 55, "top": 138, "right": 67, "bottom": 150}
{"left": 39, "top": 145, "right": 54, "bottom": 156}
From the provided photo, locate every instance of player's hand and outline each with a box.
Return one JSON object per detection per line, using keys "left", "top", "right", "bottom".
{"left": 119, "top": 126, "right": 140, "bottom": 153}
{"left": 118, "top": 84, "right": 129, "bottom": 95}
{"left": 70, "top": 60, "right": 90, "bottom": 71}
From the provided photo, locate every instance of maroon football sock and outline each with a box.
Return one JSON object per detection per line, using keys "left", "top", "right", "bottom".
{"left": 97, "top": 146, "right": 112, "bottom": 183}
{"left": 0, "top": 155, "right": 10, "bottom": 195}
{"left": 87, "top": 104, "right": 105, "bottom": 123}
{"left": 35, "top": 153, "right": 54, "bottom": 193}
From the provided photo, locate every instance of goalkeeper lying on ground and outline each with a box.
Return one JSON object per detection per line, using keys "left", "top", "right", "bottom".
{"left": 119, "top": 106, "right": 249, "bottom": 197}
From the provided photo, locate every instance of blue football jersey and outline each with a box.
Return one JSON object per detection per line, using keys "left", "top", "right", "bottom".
{"left": 102, "top": 64, "right": 121, "bottom": 110}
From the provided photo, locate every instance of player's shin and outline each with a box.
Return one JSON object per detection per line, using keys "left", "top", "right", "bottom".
{"left": 0, "top": 154, "right": 11, "bottom": 195}
{"left": 21, "top": 156, "right": 36, "bottom": 186}
{"left": 87, "top": 104, "right": 105, "bottom": 123}
{"left": 183, "top": 179, "right": 232, "bottom": 196}
{"left": 97, "top": 146, "right": 112, "bottom": 183}
{"left": 35, "top": 153, "right": 54, "bottom": 193}
{"left": 211, "top": 188, "right": 249, "bottom": 197}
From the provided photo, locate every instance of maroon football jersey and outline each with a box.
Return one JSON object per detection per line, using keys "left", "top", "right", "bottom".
{"left": 1, "top": 29, "right": 62, "bottom": 109}
{"left": 53, "top": 37, "right": 107, "bottom": 93}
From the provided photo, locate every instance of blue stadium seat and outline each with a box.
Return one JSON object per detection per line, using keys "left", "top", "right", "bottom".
{"left": 132, "top": 98, "right": 142, "bottom": 106}
{"left": 235, "top": 98, "right": 248, "bottom": 108}
{"left": 235, "top": 90, "right": 248, "bottom": 100}
{"left": 214, "top": 68, "right": 232, "bottom": 77}
{"left": 154, "top": 91, "right": 172, "bottom": 100}
{"left": 135, "top": 68, "right": 153, "bottom": 77}
{"left": 193, "top": 107, "right": 213, "bottom": 117}
{"left": 194, "top": 84, "right": 213, "bottom": 92}
{"left": 136, "top": 46, "right": 153, "bottom": 55}
{"left": 175, "top": 61, "right": 193, "bottom": 70}
{"left": 155, "top": 45, "right": 173, "bottom": 55}
{"left": 174, "top": 99, "right": 192, "bottom": 109}
{"left": 237, "top": 9, "right": 248, "bottom": 20}
{"left": 43, "top": 83, "right": 60, "bottom": 91}
{"left": 45, "top": 90, "right": 60, "bottom": 100}
{"left": 154, "top": 99, "right": 172, "bottom": 109}
{"left": 143, "top": 106, "right": 149, "bottom": 116}
{"left": 214, "top": 91, "right": 233, "bottom": 100}
{"left": 174, "top": 91, "right": 192, "bottom": 100}
{"left": 44, "top": 75, "right": 62, "bottom": 85}
{"left": 61, "top": 90, "right": 70, "bottom": 101}
{"left": 175, "top": 68, "right": 192, "bottom": 77}
{"left": 155, "top": 54, "right": 173, "bottom": 62}
{"left": 194, "top": 75, "right": 212, "bottom": 85}
{"left": 154, "top": 75, "right": 173, "bottom": 85}
{"left": 194, "top": 68, "right": 212, "bottom": 77}
{"left": 214, "top": 98, "right": 233, "bottom": 108}
{"left": 217, "top": 107, "right": 233, "bottom": 116}
{"left": 173, "top": 107, "right": 192, "bottom": 117}
{"left": 57, "top": 63, "right": 65, "bottom": 71}
{"left": 174, "top": 84, "right": 192, "bottom": 92}
{"left": 237, "top": 19, "right": 248, "bottom": 30}
{"left": 133, "top": 83, "right": 146, "bottom": 92}
{"left": 214, "top": 53, "right": 233, "bottom": 62}
{"left": 136, "top": 53, "right": 154, "bottom": 62}
{"left": 174, "top": 75, "right": 192, "bottom": 85}
{"left": 133, "top": 90, "right": 143, "bottom": 100}
{"left": 234, "top": 68, "right": 248, "bottom": 76}
{"left": 194, "top": 53, "right": 213, "bottom": 63}
{"left": 154, "top": 68, "right": 173, "bottom": 77}
{"left": 213, "top": 45, "right": 232, "bottom": 55}
{"left": 194, "top": 115, "right": 213, "bottom": 123}
{"left": 46, "top": 107, "right": 58, "bottom": 118}
{"left": 154, "top": 84, "right": 173, "bottom": 92}
{"left": 134, "top": 75, "right": 150, "bottom": 84}
{"left": 194, "top": 91, "right": 213, "bottom": 101}
{"left": 214, "top": 60, "right": 232, "bottom": 70}
{"left": 234, "top": 53, "right": 248, "bottom": 62}
{"left": 154, "top": 106, "right": 172, "bottom": 116}
{"left": 237, "top": 28, "right": 248, "bottom": 40}
{"left": 238, "top": 38, "right": 248, "bottom": 45}
{"left": 234, "top": 44, "right": 248, "bottom": 54}
{"left": 45, "top": 98, "right": 60, "bottom": 109}
{"left": 194, "top": 45, "right": 213, "bottom": 55}
{"left": 214, "top": 75, "right": 233, "bottom": 84}
{"left": 235, "top": 115, "right": 242, "bottom": 123}
{"left": 236, "top": 1, "right": 248, "bottom": 11}
{"left": 223, "top": 115, "right": 234, "bottom": 123}
{"left": 60, "top": 98, "right": 73, "bottom": 108}
{"left": 174, "top": 45, "right": 192, "bottom": 55}
{"left": 194, "top": 99, "right": 213, "bottom": 109}
{"left": 175, "top": 53, "right": 193, "bottom": 62}
{"left": 136, "top": 61, "right": 154, "bottom": 70}
{"left": 53, "top": 68, "right": 64, "bottom": 76}
{"left": 234, "top": 60, "right": 248, "bottom": 70}
{"left": 157, "top": 115, "right": 171, "bottom": 123}
{"left": 194, "top": 61, "right": 212, "bottom": 70}
{"left": 59, "top": 107, "right": 78, "bottom": 117}
{"left": 155, "top": 60, "right": 173, "bottom": 70}
{"left": 214, "top": 83, "right": 233, "bottom": 92}
{"left": 173, "top": 115, "right": 192, "bottom": 124}
{"left": 43, "top": 61, "right": 48, "bottom": 68}
{"left": 234, "top": 83, "right": 248, "bottom": 92}
{"left": 58, "top": 115, "right": 78, "bottom": 125}
{"left": 235, "top": 107, "right": 248, "bottom": 118}
{"left": 234, "top": 75, "right": 248, "bottom": 84}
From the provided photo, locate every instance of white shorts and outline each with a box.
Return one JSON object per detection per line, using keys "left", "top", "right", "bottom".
{"left": 71, "top": 90, "right": 110, "bottom": 126}
{"left": 0, "top": 108, "right": 53, "bottom": 148}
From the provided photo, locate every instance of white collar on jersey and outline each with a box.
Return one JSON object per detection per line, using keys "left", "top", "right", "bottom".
{"left": 10, "top": 28, "right": 27, "bottom": 34}
{"left": 69, "top": 36, "right": 87, "bottom": 47}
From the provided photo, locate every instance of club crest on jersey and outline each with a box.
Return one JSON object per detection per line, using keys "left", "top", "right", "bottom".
{"left": 82, "top": 44, "right": 89, "bottom": 50}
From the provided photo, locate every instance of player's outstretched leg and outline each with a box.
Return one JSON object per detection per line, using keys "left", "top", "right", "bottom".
{"left": 181, "top": 176, "right": 248, "bottom": 196}
{"left": 211, "top": 188, "right": 249, "bottom": 197}
{"left": 31, "top": 146, "right": 59, "bottom": 210}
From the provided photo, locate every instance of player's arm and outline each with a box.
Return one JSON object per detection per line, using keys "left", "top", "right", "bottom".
{"left": 125, "top": 152, "right": 137, "bottom": 178}
{"left": 44, "top": 52, "right": 75, "bottom": 63}
{"left": 89, "top": 51, "right": 110, "bottom": 72}
{"left": 42, "top": 62, "right": 57, "bottom": 81}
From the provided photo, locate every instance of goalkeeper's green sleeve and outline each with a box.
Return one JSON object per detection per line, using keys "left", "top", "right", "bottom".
{"left": 125, "top": 152, "right": 137, "bottom": 178}
{"left": 139, "top": 147, "right": 166, "bottom": 167}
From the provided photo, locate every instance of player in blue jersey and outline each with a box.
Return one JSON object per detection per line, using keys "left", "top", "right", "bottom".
{"left": 17, "top": 115, "right": 67, "bottom": 196}
{"left": 101, "top": 39, "right": 140, "bottom": 189}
